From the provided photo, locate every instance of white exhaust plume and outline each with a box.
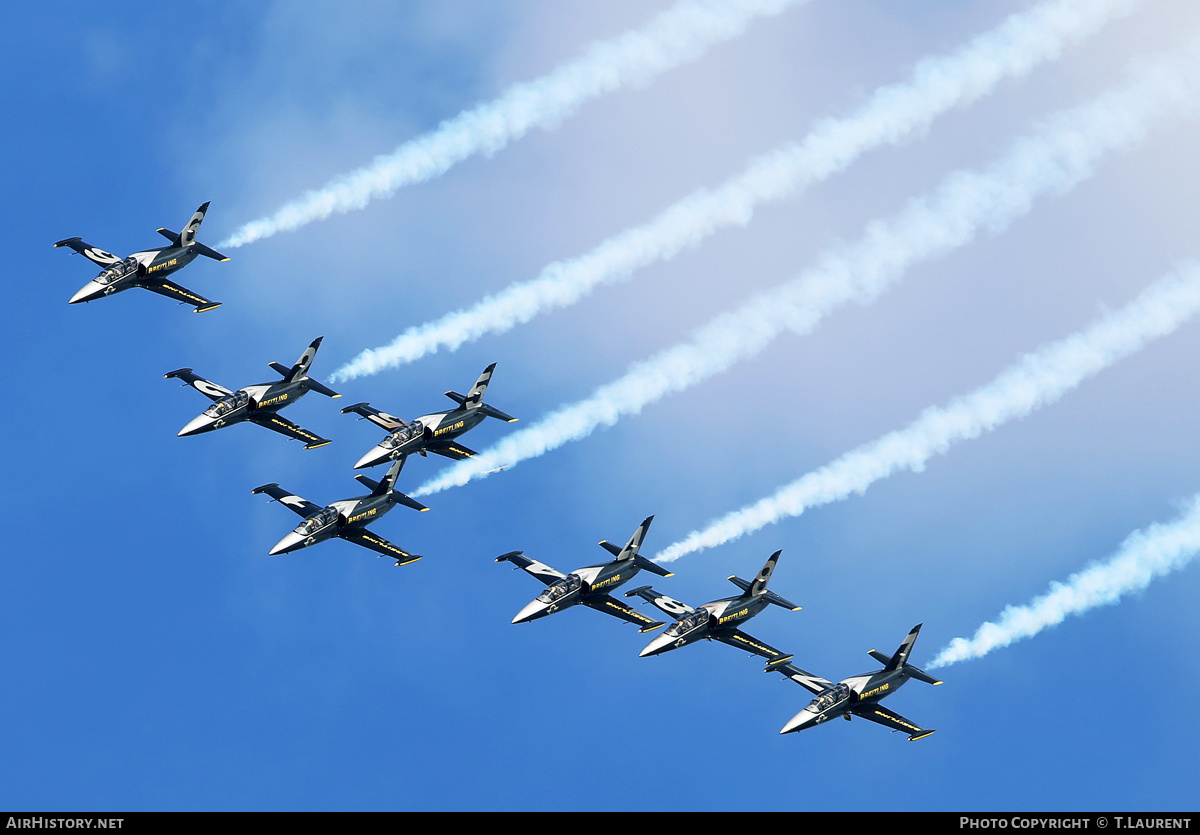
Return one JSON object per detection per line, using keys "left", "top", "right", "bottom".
{"left": 928, "top": 495, "right": 1200, "bottom": 669}
{"left": 659, "top": 264, "right": 1200, "bottom": 561}
{"left": 219, "top": 0, "right": 805, "bottom": 249}
{"left": 333, "top": 0, "right": 1142, "bottom": 381}
{"left": 410, "top": 45, "right": 1200, "bottom": 499}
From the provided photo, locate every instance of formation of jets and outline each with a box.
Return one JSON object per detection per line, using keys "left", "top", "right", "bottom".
{"left": 62, "top": 203, "right": 940, "bottom": 742}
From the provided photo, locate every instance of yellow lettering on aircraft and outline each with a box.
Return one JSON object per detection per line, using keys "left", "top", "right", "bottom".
{"left": 860, "top": 683, "right": 891, "bottom": 700}
{"left": 433, "top": 420, "right": 466, "bottom": 437}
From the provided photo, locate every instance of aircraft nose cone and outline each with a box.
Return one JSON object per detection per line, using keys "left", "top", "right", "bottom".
{"left": 268, "top": 531, "right": 306, "bottom": 556}
{"left": 354, "top": 445, "right": 390, "bottom": 469}
{"left": 512, "top": 599, "right": 551, "bottom": 624}
{"left": 639, "top": 633, "right": 673, "bottom": 658}
{"left": 69, "top": 280, "right": 105, "bottom": 304}
{"left": 178, "top": 414, "right": 215, "bottom": 437}
{"left": 779, "top": 709, "right": 819, "bottom": 735}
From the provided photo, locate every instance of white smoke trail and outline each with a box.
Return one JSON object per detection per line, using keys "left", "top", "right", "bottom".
{"left": 410, "top": 46, "right": 1200, "bottom": 498}
{"left": 219, "top": 0, "right": 805, "bottom": 249}
{"left": 927, "top": 495, "right": 1200, "bottom": 669}
{"left": 332, "top": 0, "right": 1143, "bottom": 381}
{"left": 659, "top": 264, "right": 1200, "bottom": 561}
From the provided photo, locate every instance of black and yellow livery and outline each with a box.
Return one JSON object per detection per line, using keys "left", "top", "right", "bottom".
{"left": 770, "top": 624, "right": 941, "bottom": 741}
{"left": 166, "top": 337, "right": 339, "bottom": 448}
{"left": 251, "top": 456, "right": 427, "bottom": 565}
{"left": 56, "top": 202, "right": 228, "bottom": 312}
{"left": 626, "top": 549, "right": 799, "bottom": 665}
{"left": 497, "top": 516, "right": 673, "bottom": 630}
{"left": 343, "top": 363, "right": 517, "bottom": 469}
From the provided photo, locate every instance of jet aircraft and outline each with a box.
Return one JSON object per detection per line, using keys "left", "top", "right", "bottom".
{"left": 341, "top": 363, "right": 516, "bottom": 469}
{"left": 769, "top": 624, "right": 941, "bottom": 741}
{"left": 251, "top": 457, "right": 428, "bottom": 565}
{"left": 497, "top": 516, "right": 674, "bottom": 630}
{"left": 55, "top": 202, "right": 228, "bottom": 312}
{"left": 166, "top": 337, "right": 339, "bottom": 449}
{"left": 625, "top": 550, "right": 799, "bottom": 666}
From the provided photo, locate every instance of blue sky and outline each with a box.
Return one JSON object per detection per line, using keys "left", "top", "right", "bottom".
{"left": 4, "top": 0, "right": 1200, "bottom": 811}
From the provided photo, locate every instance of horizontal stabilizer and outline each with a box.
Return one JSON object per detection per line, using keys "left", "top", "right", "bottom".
{"left": 444, "top": 390, "right": 467, "bottom": 406}
{"left": 157, "top": 227, "right": 180, "bottom": 245}
{"left": 480, "top": 404, "right": 517, "bottom": 423}
{"left": 905, "top": 665, "right": 943, "bottom": 686}
{"left": 633, "top": 555, "right": 673, "bottom": 578}
{"left": 868, "top": 650, "right": 893, "bottom": 667}
{"left": 354, "top": 474, "right": 381, "bottom": 493}
{"left": 728, "top": 575, "right": 799, "bottom": 610}
{"left": 191, "top": 240, "right": 230, "bottom": 262}
{"left": 392, "top": 491, "right": 428, "bottom": 512}
{"left": 305, "top": 379, "right": 340, "bottom": 398}
{"left": 268, "top": 362, "right": 290, "bottom": 377}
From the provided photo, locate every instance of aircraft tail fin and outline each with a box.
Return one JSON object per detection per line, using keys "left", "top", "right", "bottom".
{"left": 612, "top": 516, "right": 653, "bottom": 562}
{"left": 379, "top": 456, "right": 428, "bottom": 511}
{"left": 176, "top": 202, "right": 230, "bottom": 261}
{"left": 286, "top": 337, "right": 324, "bottom": 383}
{"left": 750, "top": 550, "right": 782, "bottom": 596}
{"left": 444, "top": 363, "right": 517, "bottom": 422}
{"left": 869, "top": 624, "right": 942, "bottom": 684}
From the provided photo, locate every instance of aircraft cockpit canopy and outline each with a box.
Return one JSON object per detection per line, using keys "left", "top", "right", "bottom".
{"left": 537, "top": 574, "right": 582, "bottom": 603}
{"left": 204, "top": 390, "right": 249, "bottom": 418}
{"left": 382, "top": 423, "right": 422, "bottom": 448}
{"left": 808, "top": 683, "right": 851, "bottom": 712}
{"left": 96, "top": 256, "right": 139, "bottom": 285}
{"left": 664, "top": 609, "right": 708, "bottom": 637}
{"left": 295, "top": 507, "right": 338, "bottom": 536}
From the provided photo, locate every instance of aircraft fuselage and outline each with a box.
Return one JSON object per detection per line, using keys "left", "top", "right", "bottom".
{"left": 269, "top": 492, "right": 397, "bottom": 556}
{"left": 71, "top": 246, "right": 199, "bottom": 304}
{"left": 512, "top": 559, "right": 637, "bottom": 623}
{"left": 355, "top": 407, "right": 484, "bottom": 468}
{"left": 179, "top": 378, "right": 312, "bottom": 436}
{"left": 640, "top": 593, "right": 767, "bottom": 656}
{"left": 782, "top": 668, "right": 912, "bottom": 734}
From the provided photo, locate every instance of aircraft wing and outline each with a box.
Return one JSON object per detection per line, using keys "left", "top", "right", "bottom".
{"left": 715, "top": 629, "right": 793, "bottom": 665}
{"left": 582, "top": 595, "right": 664, "bottom": 632}
{"left": 250, "top": 413, "right": 332, "bottom": 450}
{"left": 338, "top": 527, "right": 421, "bottom": 566}
{"left": 163, "top": 368, "right": 233, "bottom": 401}
{"left": 144, "top": 278, "right": 221, "bottom": 312}
{"left": 494, "top": 551, "right": 566, "bottom": 586}
{"left": 770, "top": 661, "right": 835, "bottom": 695}
{"left": 340, "top": 402, "right": 408, "bottom": 431}
{"left": 54, "top": 237, "right": 122, "bottom": 266}
{"left": 250, "top": 484, "right": 322, "bottom": 518}
{"left": 852, "top": 704, "right": 935, "bottom": 741}
{"left": 428, "top": 440, "right": 477, "bottom": 460}
{"left": 623, "top": 586, "right": 695, "bottom": 617}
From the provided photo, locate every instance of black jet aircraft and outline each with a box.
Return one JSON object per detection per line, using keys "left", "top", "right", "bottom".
{"left": 55, "top": 202, "right": 228, "bottom": 312}
{"left": 625, "top": 550, "right": 799, "bottom": 666}
{"left": 251, "top": 457, "right": 427, "bottom": 565}
{"left": 341, "top": 363, "right": 516, "bottom": 469}
{"left": 769, "top": 624, "right": 941, "bottom": 741}
{"left": 496, "top": 516, "right": 674, "bottom": 631}
{"left": 166, "top": 337, "right": 339, "bottom": 449}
